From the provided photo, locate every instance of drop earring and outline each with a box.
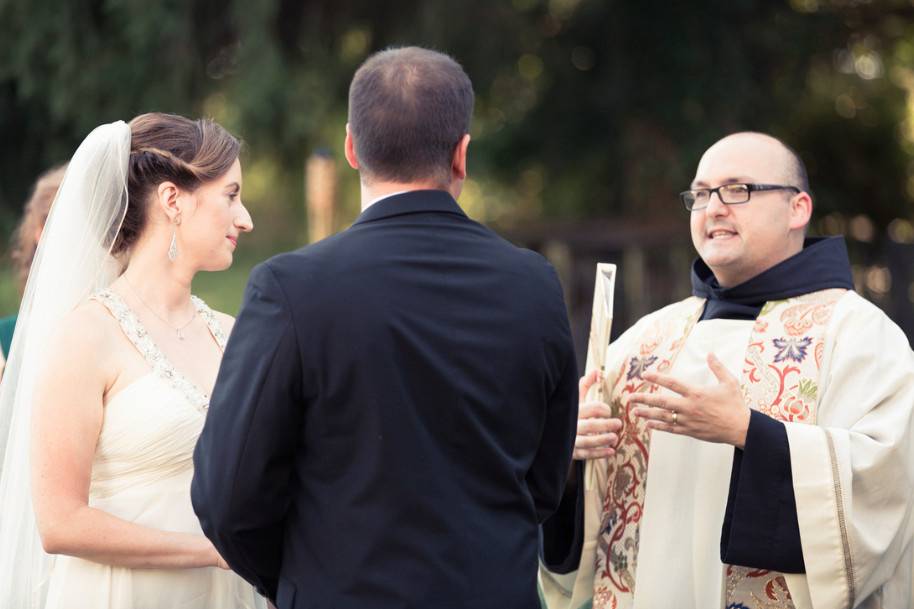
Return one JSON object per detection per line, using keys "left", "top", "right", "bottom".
{"left": 167, "top": 215, "right": 180, "bottom": 262}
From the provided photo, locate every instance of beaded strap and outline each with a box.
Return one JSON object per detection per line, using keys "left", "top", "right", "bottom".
{"left": 191, "top": 295, "right": 228, "bottom": 350}
{"left": 93, "top": 289, "right": 225, "bottom": 411}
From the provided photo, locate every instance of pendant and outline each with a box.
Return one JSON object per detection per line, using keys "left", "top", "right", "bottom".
{"left": 177, "top": 329, "right": 184, "bottom": 341}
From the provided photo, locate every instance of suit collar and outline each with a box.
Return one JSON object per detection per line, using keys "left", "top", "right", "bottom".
{"left": 353, "top": 189, "right": 467, "bottom": 225}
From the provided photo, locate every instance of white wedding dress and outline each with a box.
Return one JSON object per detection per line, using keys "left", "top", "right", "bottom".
{"left": 42, "top": 289, "right": 266, "bottom": 609}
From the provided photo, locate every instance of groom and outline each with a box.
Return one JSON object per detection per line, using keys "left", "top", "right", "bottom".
{"left": 192, "top": 46, "right": 579, "bottom": 609}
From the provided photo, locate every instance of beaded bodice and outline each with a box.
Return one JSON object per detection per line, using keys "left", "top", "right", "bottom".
{"left": 86, "top": 289, "right": 226, "bottom": 499}
{"left": 92, "top": 289, "right": 226, "bottom": 411}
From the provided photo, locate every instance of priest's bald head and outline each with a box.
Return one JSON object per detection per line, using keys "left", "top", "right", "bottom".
{"left": 686, "top": 132, "right": 813, "bottom": 287}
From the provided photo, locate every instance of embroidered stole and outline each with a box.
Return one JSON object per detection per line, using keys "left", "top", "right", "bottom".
{"left": 591, "top": 288, "right": 846, "bottom": 609}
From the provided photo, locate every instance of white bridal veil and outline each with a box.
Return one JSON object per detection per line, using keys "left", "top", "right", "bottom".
{"left": 0, "top": 121, "right": 131, "bottom": 608}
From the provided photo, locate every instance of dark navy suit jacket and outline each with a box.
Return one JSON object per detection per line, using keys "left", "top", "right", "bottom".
{"left": 192, "top": 190, "right": 579, "bottom": 609}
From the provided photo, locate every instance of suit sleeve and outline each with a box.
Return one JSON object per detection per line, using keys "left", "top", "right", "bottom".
{"left": 191, "top": 262, "right": 303, "bottom": 600}
{"left": 525, "top": 267, "right": 579, "bottom": 523}
{"left": 538, "top": 313, "right": 655, "bottom": 577}
{"left": 540, "top": 459, "right": 585, "bottom": 572}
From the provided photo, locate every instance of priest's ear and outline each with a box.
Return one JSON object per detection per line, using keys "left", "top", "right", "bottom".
{"left": 788, "top": 190, "right": 813, "bottom": 233}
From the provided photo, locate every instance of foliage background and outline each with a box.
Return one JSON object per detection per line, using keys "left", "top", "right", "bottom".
{"left": 2, "top": 0, "right": 913, "bottom": 349}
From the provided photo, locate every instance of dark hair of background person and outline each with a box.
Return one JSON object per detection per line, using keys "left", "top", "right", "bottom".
{"left": 11, "top": 165, "right": 67, "bottom": 294}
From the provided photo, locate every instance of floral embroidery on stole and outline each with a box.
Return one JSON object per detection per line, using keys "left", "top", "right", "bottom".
{"left": 593, "top": 297, "right": 705, "bottom": 609}
{"left": 591, "top": 289, "right": 845, "bottom": 609}
{"left": 725, "top": 288, "right": 845, "bottom": 609}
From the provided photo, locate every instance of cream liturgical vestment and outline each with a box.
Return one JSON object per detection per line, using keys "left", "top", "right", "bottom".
{"left": 41, "top": 290, "right": 266, "bottom": 609}
{"left": 539, "top": 238, "right": 914, "bottom": 609}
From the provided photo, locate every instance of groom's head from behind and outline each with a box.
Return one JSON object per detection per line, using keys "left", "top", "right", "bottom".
{"left": 346, "top": 46, "right": 474, "bottom": 199}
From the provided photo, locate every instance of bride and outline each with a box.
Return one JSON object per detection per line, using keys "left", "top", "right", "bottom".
{"left": 0, "top": 113, "right": 266, "bottom": 608}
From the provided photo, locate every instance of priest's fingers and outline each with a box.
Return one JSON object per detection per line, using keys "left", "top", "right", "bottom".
{"left": 642, "top": 371, "right": 691, "bottom": 397}
{"left": 632, "top": 406, "right": 676, "bottom": 424}
{"left": 575, "top": 432, "right": 619, "bottom": 450}
{"left": 644, "top": 420, "right": 679, "bottom": 435}
{"left": 578, "top": 370, "right": 602, "bottom": 402}
{"left": 574, "top": 446, "right": 616, "bottom": 460}
{"left": 579, "top": 401, "right": 615, "bottom": 419}
{"left": 707, "top": 353, "right": 737, "bottom": 386}
{"left": 628, "top": 391, "right": 684, "bottom": 412}
{"left": 577, "top": 414, "right": 622, "bottom": 435}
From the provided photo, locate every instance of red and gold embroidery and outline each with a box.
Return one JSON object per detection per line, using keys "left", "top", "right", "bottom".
{"left": 727, "top": 288, "right": 844, "bottom": 608}
{"left": 593, "top": 299, "right": 705, "bottom": 608}
{"left": 591, "top": 289, "right": 846, "bottom": 609}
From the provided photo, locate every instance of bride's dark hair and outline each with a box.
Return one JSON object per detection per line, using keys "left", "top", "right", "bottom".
{"left": 113, "top": 112, "right": 240, "bottom": 255}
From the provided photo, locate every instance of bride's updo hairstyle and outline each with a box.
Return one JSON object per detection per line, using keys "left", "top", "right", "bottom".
{"left": 113, "top": 112, "right": 240, "bottom": 255}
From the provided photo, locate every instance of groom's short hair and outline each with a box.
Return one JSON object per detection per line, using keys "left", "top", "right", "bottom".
{"left": 348, "top": 46, "right": 474, "bottom": 185}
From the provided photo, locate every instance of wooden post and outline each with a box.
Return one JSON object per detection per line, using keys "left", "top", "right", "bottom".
{"left": 306, "top": 150, "right": 337, "bottom": 243}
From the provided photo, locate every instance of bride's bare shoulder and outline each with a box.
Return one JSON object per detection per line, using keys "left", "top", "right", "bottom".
{"left": 52, "top": 299, "right": 123, "bottom": 356}
{"left": 31, "top": 299, "right": 124, "bottom": 392}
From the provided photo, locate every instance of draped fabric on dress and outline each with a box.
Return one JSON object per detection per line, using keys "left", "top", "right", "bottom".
{"left": 41, "top": 290, "right": 265, "bottom": 609}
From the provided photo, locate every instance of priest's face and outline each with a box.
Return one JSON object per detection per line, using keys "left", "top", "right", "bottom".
{"left": 689, "top": 133, "right": 811, "bottom": 287}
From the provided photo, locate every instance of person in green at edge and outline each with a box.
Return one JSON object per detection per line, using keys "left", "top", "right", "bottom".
{"left": 0, "top": 165, "right": 67, "bottom": 379}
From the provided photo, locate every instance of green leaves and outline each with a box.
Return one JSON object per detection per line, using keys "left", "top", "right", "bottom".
{"left": 1, "top": 0, "right": 912, "bottom": 231}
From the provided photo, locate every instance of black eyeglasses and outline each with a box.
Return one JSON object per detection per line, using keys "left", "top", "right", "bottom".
{"left": 680, "top": 183, "right": 800, "bottom": 211}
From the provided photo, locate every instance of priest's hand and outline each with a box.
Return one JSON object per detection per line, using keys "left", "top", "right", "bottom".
{"left": 629, "top": 353, "right": 751, "bottom": 448}
{"left": 574, "top": 370, "right": 623, "bottom": 460}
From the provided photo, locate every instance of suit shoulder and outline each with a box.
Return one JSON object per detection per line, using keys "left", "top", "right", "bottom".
{"left": 475, "top": 223, "right": 539, "bottom": 255}
{"left": 258, "top": 231, "right": 354, "bottom": 275}
{"left": 520, "top": 249, "right": 565, "bottom": 290}
{"left": 472, "top": 225, "right": 558, "bottom": 275}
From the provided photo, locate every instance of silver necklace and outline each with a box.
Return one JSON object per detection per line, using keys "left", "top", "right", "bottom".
{"left": 122, "top": 275, "right": 197, "bottom": 341}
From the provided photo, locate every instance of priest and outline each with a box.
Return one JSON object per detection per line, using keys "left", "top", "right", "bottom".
{"left": 540, "top": 132, "right": 914, "bottom": 609}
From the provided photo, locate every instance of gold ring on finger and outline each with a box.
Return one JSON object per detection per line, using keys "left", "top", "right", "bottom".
{"left": 671, "top": 411, "right": 678, "bottom": 425}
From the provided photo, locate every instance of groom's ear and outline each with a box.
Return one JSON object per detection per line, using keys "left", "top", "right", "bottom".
{"left": 344, "top": 123, "right": 360, "bottom": 171}
{"left": 451, "top": 134, "right": 471, "bottom": 181}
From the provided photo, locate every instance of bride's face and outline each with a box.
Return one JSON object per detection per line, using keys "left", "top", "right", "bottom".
{"left": 181, "top": 158, "right": 253, "bottom": 271}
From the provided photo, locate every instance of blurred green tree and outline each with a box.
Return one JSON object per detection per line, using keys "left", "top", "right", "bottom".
{"left": 3, "top": 0, "right": 914, "bottom": 230}
{"left": 3, "top": 0, "right": 914, "bottom": 326}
